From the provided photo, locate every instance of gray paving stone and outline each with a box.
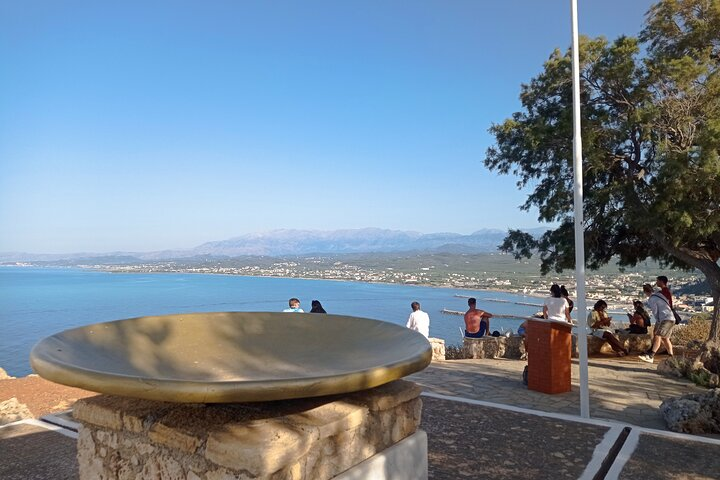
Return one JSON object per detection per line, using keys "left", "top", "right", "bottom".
{"left": 619, "top": 432, "right": 720, "bottom": 479}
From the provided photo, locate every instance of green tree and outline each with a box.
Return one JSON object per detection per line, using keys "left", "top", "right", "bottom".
{"left": 485, "top": 0, "right": 720, "bottom": 352}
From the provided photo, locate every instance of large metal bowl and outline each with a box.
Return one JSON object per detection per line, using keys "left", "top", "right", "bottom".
{"left": 30, "top": 312, "right": 431, "bottom": 403}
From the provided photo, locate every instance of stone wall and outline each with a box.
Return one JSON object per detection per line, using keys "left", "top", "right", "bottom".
{"left": 571, "top": 331, "right": 653, "bottom": 357}
{"left": 73, "top": 380, "right": 422, "bottom": 480}
{"left": 462, "top": 336, "right": 526, "bottom": 360}
{"left": 428, "top": 337, "right": 445, "bottom": 361}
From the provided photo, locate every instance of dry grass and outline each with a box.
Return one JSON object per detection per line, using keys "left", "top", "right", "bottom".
{"left": 671, "top": 314, "right": 711, "bottom": 347}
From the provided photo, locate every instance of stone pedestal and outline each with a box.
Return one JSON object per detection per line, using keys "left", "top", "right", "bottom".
{"left": 73, "top": 380, "right": 426, "bottom": 480}
{"left": 526, "top": 319, "right": 572, "bottom": 394}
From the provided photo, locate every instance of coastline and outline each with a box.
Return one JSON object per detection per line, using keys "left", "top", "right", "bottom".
{"left": 88, "top": 266, "right": 550, "bottom": 300}
{"left": 15, "top": 264, "right": 662, "bottom": 314}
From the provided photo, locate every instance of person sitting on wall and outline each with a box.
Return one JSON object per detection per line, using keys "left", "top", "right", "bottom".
{"left": 309, "top": 300, "right": 327, "bottom": 313}
{"left": 464, "top": 298, "right": 493, "bottom": 338}
{"left": 587, "top": 300, "right": 629, "bottom": 357}
{"left": 283, "top": 298, "right": 304, "bottom": 313}
{"left": 625, "top": 300, "right": 650, "bottom": 334}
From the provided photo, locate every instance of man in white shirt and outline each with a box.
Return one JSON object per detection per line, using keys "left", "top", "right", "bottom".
{"left": 406, "top": 301, "right": 430, "bottom": 338}
{"left": 639, "top": 284, "right": 674, "bottom": 363}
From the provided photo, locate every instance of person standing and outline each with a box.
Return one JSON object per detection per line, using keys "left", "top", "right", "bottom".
{"left": 656, "top": 276, "right": 673, "bottom": 308}
{"left": 639, "top": 284, "right": 675, "bottom": 363}
{"left": 543, "top": 284, "right": 572, "bottom": 323}
{"left": 283, "top": 298, "right": 304, "bottom": 313}
{"left": 464, "top": 298, "right": 493, "bottom": 338}
{"left": 406, "top": 301, "right": 430, "bottom": 338}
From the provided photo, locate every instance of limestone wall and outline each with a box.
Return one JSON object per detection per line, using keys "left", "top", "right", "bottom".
{"left": 73, "top": 380, "right": 422, "bottom": 480}
{"left": 462, "top": 336, "right": 526, "bottom": 360}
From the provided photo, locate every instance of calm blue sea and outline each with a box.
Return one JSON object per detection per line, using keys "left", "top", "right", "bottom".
{"left": 0, "top": 267, "right": 542, "bottom": 376}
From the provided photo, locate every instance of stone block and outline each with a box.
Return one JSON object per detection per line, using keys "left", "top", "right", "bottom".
{"left": 285, "top": 399, "right": 367, "bottom": 440}
{"left": 74, "top": 397, "right": 124, "bottom": 431}
{"left": 74, "top": 395, "right": 175, "bottom": 433}
{"left": 462, "top": 335, "right": 526, "bottom": 359}
{"left": 344, "top": 379, "right": 422, "bottom": 412}
{"left": 428, "top": 337, "right": 445, "bottom": 361}
{"left": 571, "top": 332, "right": 653, "bottom": 357}
{"left": 205, "top": 420, "right": 310, "bottom": 474}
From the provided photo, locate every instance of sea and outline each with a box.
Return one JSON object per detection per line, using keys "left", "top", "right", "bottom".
{"left": 0, "top": 266, "right": 544, "bottom": 377}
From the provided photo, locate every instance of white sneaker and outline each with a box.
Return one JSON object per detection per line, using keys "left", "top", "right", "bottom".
{"left": 638, "top": 354, "right": 654, "bottom": 363}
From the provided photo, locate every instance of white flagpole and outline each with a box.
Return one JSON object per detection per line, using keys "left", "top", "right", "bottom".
{"left": 570, "top": 0, "right": 590, "bottom": 418}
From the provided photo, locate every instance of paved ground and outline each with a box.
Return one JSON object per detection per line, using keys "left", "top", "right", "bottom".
{"left": 0, "top": 421, "right": 78, "bottom": 480}
{"left": 408, "top": 354, "right": 707, "bottom": 430}
{"left": 2, "top": 356, "right": 719, "bottom": 479}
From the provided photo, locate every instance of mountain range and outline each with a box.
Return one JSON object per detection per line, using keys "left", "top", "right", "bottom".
{"left": 0, "top": 227, "right": 546, "bottom": 262}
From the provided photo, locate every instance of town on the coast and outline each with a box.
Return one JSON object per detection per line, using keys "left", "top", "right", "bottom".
{"left": 56, "top": 252, "right": 715, "bottom": 316}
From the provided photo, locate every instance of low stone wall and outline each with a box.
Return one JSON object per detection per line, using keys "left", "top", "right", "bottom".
{"left": 462, "top": 336, "right": 526, "bottom": 360}
{"left": 73, "top": 380, "right": 422, "bottom": 480}
{"left": 428, "top": 337, "right": 445, "bottom": 361}
{"left": 571, "top": 331, "right": 653, "bottom": 357}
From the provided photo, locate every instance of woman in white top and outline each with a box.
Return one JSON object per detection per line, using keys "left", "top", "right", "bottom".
{"left": 543, "top": 284, "right": 572, "bottom": 323}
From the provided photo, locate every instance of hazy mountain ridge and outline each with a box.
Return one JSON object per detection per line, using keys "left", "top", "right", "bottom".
{"left": 0, "top": 227, "right": 546, "bottom": 262}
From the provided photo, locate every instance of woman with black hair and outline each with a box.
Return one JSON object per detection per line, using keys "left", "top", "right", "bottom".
{"left": 626, "top": 300, "right": 650, "bottom": 334}
{"left": 560, "top": 285, "right": 574, "bottom": 314}
{"left": 543, "top": 284, "right": 572, "bottom": 323}
{"left": 310, "top": 300, "right": 327, "bottom": 314}
{"left": 587, "top": 300, "right": 628, "bottom": 356}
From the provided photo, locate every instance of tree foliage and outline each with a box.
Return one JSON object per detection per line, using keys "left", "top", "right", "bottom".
{"left": 485, "top": 0, "right": 720, "bottom": 342}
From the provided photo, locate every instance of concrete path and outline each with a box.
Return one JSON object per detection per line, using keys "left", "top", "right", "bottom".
{"left": 408, "top": 355, "right": 706, "bottom": 430}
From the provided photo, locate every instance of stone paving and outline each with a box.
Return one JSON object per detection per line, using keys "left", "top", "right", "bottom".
{"left": 408, "top": 355, "right": 707, "bottom": 430}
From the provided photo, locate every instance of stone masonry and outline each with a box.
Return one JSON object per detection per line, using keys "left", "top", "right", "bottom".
{"left": 462, "top": 335, "right": 526, "bottom": 360}
{"left": 428, "top": 337, "right": 445, "bottom": 361}
{"left": 571, "top": 332, "right": 653, "bottom": 357}
{"left": 73, "top": 380, "right": 422, "bottom": 480}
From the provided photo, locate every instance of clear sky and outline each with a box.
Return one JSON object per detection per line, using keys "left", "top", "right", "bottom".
{"left": 0, "top": 0, "right": 655, "bottom": 254}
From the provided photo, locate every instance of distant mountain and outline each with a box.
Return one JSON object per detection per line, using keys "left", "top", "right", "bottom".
{"left": 0, "top": 227, "right": 547, "bottom": 262}
{"left": 189, "top": 228, "right": 510, "bottom": 256}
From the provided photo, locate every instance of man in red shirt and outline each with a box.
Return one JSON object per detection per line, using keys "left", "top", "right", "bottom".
{"left": 656, "top": 276, "right": 673, "bottom": 308}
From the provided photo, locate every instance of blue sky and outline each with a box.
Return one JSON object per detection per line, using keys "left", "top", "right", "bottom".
{"left": 0, "top": 1, "right": 655, "bottom": 254}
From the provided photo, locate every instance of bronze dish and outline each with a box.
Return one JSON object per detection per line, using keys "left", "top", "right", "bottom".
{"left": 30, "top": 312, "right": 431, "bottom": 403}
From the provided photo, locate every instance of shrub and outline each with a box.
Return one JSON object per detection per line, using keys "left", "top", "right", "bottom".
{"left": 671, "top": 314, "right": 711, "bottom": 347}
{"left": 688, "top": 369, "right": 713, "bottom": 388}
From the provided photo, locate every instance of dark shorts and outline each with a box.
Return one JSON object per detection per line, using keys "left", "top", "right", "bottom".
{"left": 627, "top": 324, "right": 648, "bottom": 335}
{"left": 465, "top": 322, "right": 488, "bottom": 338}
